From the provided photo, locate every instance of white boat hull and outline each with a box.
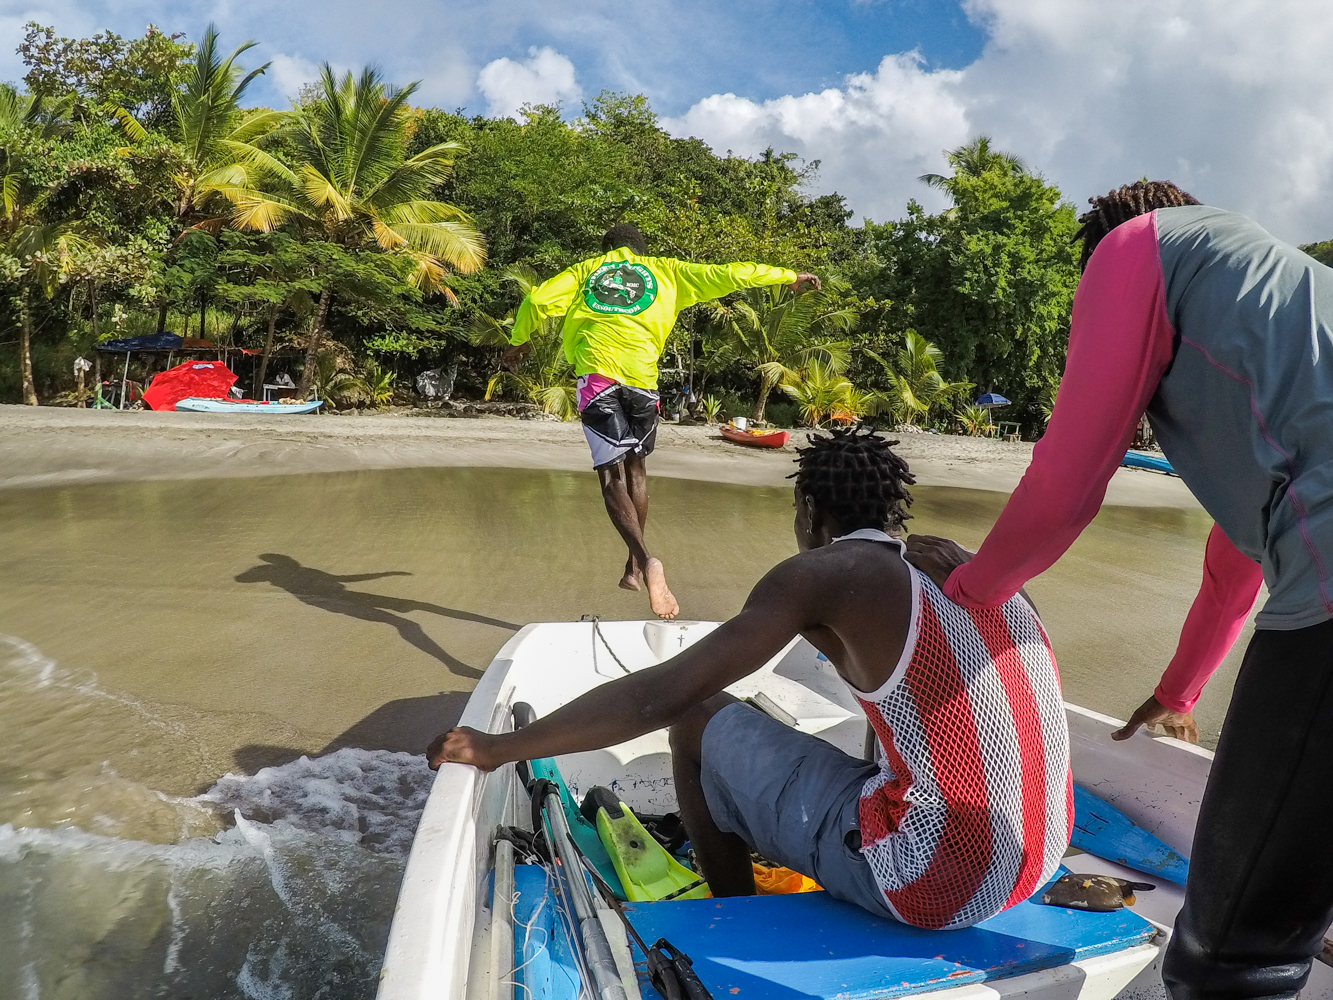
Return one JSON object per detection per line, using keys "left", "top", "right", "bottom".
{"left": 376, "top": 620, "right": 1333, "bottom": 1000}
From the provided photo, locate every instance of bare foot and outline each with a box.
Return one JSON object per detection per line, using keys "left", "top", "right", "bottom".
{"left": 619, "top": 555, "right": 641, "bottom": 592}
{"left": 643, "top": 558, "right": 679, "bottom": 620}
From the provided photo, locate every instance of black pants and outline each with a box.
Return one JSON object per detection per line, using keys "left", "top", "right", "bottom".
{"left": 1165, "top": 618, "right": 1333, "bottom": 1000}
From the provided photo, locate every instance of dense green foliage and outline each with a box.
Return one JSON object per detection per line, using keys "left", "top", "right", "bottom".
{"left": 855, "top": 139, "right": 1081, "bottom": 429}
{"left": 0, "top": 23, "right": 1089, "bottom": 435}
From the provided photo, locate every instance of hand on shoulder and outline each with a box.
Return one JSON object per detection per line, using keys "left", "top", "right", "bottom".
{"left": 904, "top": 534, "right": 974, "bottom": 589}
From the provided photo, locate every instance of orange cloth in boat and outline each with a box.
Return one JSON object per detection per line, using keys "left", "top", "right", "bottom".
{"left": 753, "top": 864, "right": 821, "bottom": 894}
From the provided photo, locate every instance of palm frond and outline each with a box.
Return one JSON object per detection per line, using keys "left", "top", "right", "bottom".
{"left": 533, "top": 384, "right": 578, "bottom": 420}
{"left": 378, "top": 215, "right": 486, "bottom": 273}
{"left": 1, "top": 173, "right": 18, "bottom": 219}
{"left": 195, "top": 162, "right": 253, "bottom": 190}
{"left": 299, "top": 163, "right": 354, "bottom": 219}
{"left": 217, "top": 139, "right": 298, "bottom": 185}
{"left": 378, "top": 198, "right": 476, "bottom": 226}
{"left": 365, "top": 214, "right": 402, "bottom": 250}
{"left": 366, "top": 141, "right": 465, "bottom": 204}
{"left": 795, "top": 338, "right": 851, "bottom": 373}
{"left": 228, "top": 191, "right": 302, "bottom": 231}
{"left": 501, "top": 264, "right": 542, "bottom": 297}
{"left": 470, "top": 311, "right": 514, "bottom": 347}
{"left": 106, "top": 103, "right": 149, "bottom": 143}
{"left": 757, "top": 360, "right": 799, "bottom": 390}
{"left": 0, "top": 84, "right": 22, "bottom": 130}
{"left": 398, "top": 247, "right": 447, "bottom": 294}
{"left": 228, "top": 108, "right": 292, "bottom": 144}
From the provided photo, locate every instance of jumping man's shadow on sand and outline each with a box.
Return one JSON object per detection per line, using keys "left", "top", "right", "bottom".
{"left": 235, "top": 553, "right": 520, "bottom": 680}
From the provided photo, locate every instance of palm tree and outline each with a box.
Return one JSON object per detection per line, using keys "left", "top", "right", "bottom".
{"left": 472, "top": 265, "right": 576, "bottom": 419}
{"left": 1, "top": 87, "right": 83, "bottom": 404}
{"left": 308, "top": 350, "right": 369, "bottom": 409}
{"left": 955, "top": 403, "right": 996, "bottom": 437}
{"left": 0, "top": 84, "right": 70, "bottom": 141}
{"left": 918, "top": 136, "right": 1026, "bottom": 201}
{"left": 110, "top": 26, "right": 285, "bottom": 226}
{"left": 702, "top": 284, "right": 856, "bottom": 423}
{"left": 779, "top": 358, "right": 869, "bottom": 427}
{"left": 360, "top": 359, "right": 396, "bottom": 408}
{"left": 110, "top": 25, "right": 287, "bottom": 333}
{"left": 866, "top": 330, "right": 973, "bottom": 426}
{"left": 230, "top": 65, "right": 485, "bottom": 395}
{"left": 4, "top": 220, "right": 95, "bottom": 405}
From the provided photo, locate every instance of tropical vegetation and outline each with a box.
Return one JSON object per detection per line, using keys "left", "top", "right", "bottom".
{"left": 0, "top": 21, "right": 1096, "bottom": 436}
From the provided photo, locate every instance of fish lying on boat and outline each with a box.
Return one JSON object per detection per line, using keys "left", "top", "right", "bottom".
{"left": 376, "top": 619, "right": 1333, "bottom": 1000}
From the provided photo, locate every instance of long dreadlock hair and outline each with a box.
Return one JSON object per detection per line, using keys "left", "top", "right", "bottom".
{"left": 1074, "top": 180, "right": 1200, "bottom": 271}
{"left": 790, "top": 424, "right": 916, "bottom": 532}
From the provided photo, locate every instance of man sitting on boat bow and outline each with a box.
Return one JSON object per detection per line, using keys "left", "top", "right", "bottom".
{"left": 429, "top": 425, "right": 1073, "bottom": 930}
{"left": 502, "top": 223, "right": 819, "bottom": 621}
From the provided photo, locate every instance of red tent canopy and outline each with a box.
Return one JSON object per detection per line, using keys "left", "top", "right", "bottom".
{"left": 141, "top": 360, "right": 238, "bottom": 411}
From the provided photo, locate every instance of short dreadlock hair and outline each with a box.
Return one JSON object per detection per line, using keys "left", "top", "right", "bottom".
{"left": 790, "top": 424, "right": 916, "bottom": 532}
{"left": 602, "top": 223, "right": 647, "bottom": 255}
{"left": 1074, "top": 180, "right": 1200, "bottom": 271}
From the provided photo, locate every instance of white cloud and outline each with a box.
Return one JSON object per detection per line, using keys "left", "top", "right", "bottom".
{"left": 476, "top": 46, "right": 581, "bottom": 120}
{"left": 266, "top": 53, "right": 320, "bottom": 104}
{"left": 663, "top": 0, "right": 1333, "bottom": 243}
{"left": 665, "top": 53, "right": 968, "bottom": 222}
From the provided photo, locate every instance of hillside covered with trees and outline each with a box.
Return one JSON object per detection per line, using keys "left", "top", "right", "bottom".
{"left": 0, "top": 22, "right": 1085, "bottom": 433}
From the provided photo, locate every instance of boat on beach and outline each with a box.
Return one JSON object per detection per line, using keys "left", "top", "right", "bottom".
{"left": 174, "top": 397, "right": 323, "bottom": 414}
{"left": 1121, "top": 451, "right": 1176, "bottom": 476}
{"left": 377, "top": 619, "right": 1332, "bottom": 1000}
{"left": 720, "top": 425, "right": 792, "bottom": 448}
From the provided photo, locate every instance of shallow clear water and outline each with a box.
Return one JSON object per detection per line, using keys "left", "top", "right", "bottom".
{"left": 0, "top": 467, "right": 1249, "bottom": 998}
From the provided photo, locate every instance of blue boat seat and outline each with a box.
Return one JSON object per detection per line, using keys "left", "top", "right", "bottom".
{"left": 624, "top": 887, "right": 1156, "bottom": 1000}
{"left": 511, "top": 866, "right": 1157, "bottom": 1000}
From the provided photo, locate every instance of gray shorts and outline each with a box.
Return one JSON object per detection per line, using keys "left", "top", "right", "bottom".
{"left": 700, "top": 702, "right": 895, "bottom": 919}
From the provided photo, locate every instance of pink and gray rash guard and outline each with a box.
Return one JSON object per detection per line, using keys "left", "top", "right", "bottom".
{"left": 945, "top": 206, "right": 1333, "bottom": 712}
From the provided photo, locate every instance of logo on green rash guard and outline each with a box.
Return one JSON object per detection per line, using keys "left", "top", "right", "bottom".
{"left": 584, "top": 262, "right": 657, "bottom": 315}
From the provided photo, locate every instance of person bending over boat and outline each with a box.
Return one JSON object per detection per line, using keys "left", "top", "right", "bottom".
{"left": 429, "top": 426, "right": 1073, "bottom": 930}
{"left": 503, "top": 223, "right": 820, "bottom": 620}
{"left": 905, "top": 182, "right": 1333, "bottom": 999}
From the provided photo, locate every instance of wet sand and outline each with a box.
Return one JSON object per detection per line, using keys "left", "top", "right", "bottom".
{"left": 0, "top": 404, "right": 1198, "bottom": 509}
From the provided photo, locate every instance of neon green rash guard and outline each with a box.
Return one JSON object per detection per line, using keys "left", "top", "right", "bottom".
{"left": 509, "top": 247, "right": 798, "bottom": 390}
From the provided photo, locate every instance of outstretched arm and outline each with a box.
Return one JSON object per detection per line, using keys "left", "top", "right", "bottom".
{"left": 669, "top": 260, "right": 802, "bottom": 309}
{"left": 1113, "top": 524, "right": 1263, "bottom": 740}
{"left": 908, "top": 212, "right": 1176, "bottom": 606}
{"left": 510, "top": 268, "right": 582, "bottom": 346}
{"left": 428, "top": 559, "right": 817, "bottom": 770}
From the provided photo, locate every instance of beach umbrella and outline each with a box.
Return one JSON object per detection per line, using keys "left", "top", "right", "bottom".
{"left": 975, "top": 392, "right": 1011, "bottom": 409}
{"left": 141, "top": 360, "right": 237, "bottom": 411}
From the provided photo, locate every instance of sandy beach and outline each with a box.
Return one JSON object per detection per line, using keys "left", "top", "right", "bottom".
{"left": 0, "top": 404, "right": 1197, "bottom": 508}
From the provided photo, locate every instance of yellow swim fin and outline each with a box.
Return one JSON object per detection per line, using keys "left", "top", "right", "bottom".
{"left": 581, "top": 787, "right": 710, "bottom": 903}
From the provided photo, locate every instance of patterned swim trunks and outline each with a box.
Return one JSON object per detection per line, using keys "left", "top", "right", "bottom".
{"left": 576, "top": 373, "right": 660, "bottom": 469}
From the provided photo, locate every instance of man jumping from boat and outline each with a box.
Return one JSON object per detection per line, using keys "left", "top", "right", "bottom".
{"left": 905, "top": 182, "right": 1333, "bottom": 998}
{"left": 430, "top": 426, "right": 1073, "bottom": 930}
{"left": 503, "top": 223, "right": 820, "bottom": 620}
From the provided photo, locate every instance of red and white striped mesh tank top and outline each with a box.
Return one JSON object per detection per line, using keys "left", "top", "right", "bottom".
{"left": 837, "top": 530, "right": 1072, "bottom": 930}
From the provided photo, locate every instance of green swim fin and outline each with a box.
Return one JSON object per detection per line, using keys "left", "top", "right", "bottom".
{"left": 581, "top": 786, "right": 710, "bottom": 903}
{"left": 527, "top": 757, "right": 627, "bottom": 899}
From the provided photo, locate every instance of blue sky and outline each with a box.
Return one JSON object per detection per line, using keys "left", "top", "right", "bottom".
{"left": 4, "top": 1, "right": 1333, "bottom": 242}
{"left": 0, "top": 0, "right": 985, "bottom": 114}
